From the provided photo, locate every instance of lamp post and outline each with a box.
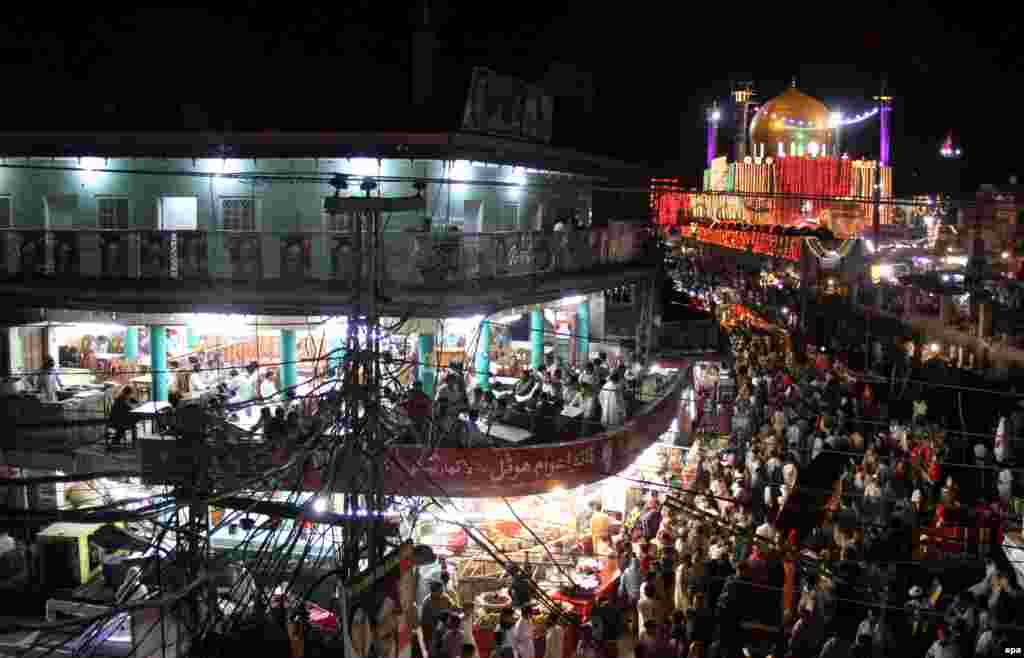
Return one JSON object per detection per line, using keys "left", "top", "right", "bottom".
{"left": 830, "top": 110, "right": 843, "bottom": 157}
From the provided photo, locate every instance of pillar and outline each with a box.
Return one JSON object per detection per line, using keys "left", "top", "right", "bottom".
{"left": 124, "top": 327, "right": 139, "bottom": 362}
{"left": 578, "top": 298, "right": 591, "bottom": 365}
{"left": 530, "top": 306, "right": 545, "bottom": 370}
{"left": 418, "top": 334, "right": 435, "bottom": 398}
{"left": 706, "top": 107, "right": 719, "bottom": 168}
{"left": 150, "top": 326, "right": 168, "bottom": 402}
{"left": 186, "top": 327, "right": 199, "bottom": 351}
{"left": 475, "top": 320, "right": 492, "bottom": 391}
{"left": 328, "top": 334, "right": 345, "bottom": 377}
{"left": 281, "top": 329, "right": 298, "bottom": 393}
{"left": 879, "top": 100, "right": 892, "bottom": 167}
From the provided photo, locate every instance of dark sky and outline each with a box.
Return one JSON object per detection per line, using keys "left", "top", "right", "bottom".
{"left": 1, "top": 4, "right": 1018, "bottom": 193}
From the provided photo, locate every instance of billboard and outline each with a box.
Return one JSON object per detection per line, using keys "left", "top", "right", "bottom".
{"left": 461, "top": 67, "right": 554, "bottom": 144}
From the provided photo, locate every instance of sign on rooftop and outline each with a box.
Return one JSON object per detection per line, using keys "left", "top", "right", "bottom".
{"left": 461, "top": 67, "right": 554, "bottom": 144}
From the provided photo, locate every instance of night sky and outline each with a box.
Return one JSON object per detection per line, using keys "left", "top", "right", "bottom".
{"left": 1, "top": 5, "right": 1018, "bottom": 193}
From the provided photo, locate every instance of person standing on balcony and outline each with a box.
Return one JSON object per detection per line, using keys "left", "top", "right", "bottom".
{"left": 235, "top": 361, "right": 259, "bottom": 419}
{"left": 599, "top": 372, "right": 626, "bottom": 428}
{"left": 260, "top": 369, "right": 278, "bottom": 409}
{"left": 36, "top": 356, "right": 62, "bottom": 403}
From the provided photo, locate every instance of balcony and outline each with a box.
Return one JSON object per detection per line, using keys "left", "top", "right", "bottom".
{"left": 0, "top": 223, "right": 653, "bottom": 316}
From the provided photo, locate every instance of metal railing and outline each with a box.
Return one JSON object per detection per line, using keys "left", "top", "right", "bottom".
{"left": 0, "top": 223, "right": 649, "bottom": 287}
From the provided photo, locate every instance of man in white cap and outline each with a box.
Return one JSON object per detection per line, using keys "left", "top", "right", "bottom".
{"left": 907, "top": 585, "right": 928, "bottom": 639}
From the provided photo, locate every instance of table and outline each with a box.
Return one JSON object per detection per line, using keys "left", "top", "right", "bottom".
{"left": 477, "top": 420, "right": 533, "bottom": 444}
{"left": 127, "top": 401, "right": 173, "bottom": 443}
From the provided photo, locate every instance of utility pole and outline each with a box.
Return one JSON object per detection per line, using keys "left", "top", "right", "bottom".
{"left": 324, "top": 180, "right": 426, "bottom": 584}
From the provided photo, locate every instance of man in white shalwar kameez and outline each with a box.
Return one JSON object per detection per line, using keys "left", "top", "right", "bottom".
{"left": 599, "top": 373, "right": 626, "bottom": 428}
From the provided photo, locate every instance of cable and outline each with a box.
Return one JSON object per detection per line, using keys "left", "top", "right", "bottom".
{"left": 1, "top": 160, "right": 996, "bottom": 206}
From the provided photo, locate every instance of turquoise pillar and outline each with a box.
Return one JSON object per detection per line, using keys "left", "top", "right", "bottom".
{"left": 281, "top": 329, "right": 298, "bottom": 393}
{"left": 328, "top": 334, "right": 345, "bottom": 376}
{"left": 150, "top": 326, "right": 168, "bottom": 402}
{"left": 186, "top": 327, "right": 198, "bottom": 350}
{"left": 418, "top": 334, "right": 435, "bottom": 398}
{"left": 530, "top": 306, "right": 545, "bottom": 370}
{"left": 577, "top": 299, "right": 591, "bottom": 365}
{"left": 476, "top": 320, "right": 492, "bottom": 391}
{"left": 124, "top": 327, "right": 138, "bottom": 362}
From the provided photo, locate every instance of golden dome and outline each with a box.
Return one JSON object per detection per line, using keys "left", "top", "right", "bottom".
{"left": 749, "top": 86, "right": 833, "bottom": 156}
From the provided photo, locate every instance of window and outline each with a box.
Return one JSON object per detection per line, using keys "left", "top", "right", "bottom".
{"left": 159, "top": 197, "right": 198, "bottom": 231}
{"left": 97, "top": 197, "right": 131, "bottom": 229}
{"left": 45, "top": 194, "right": 78, "bottom": 228}
{"left": 496, "top": 203, "right": 519, "bottom": 232}
{"left": 0, "top": 196, "right": 11, "bottom": 228}
{"left": 323, "top": 198, "right": 352, "bottom": 233}
{"left": 221, "top": 197, "right": 256, "bottom": 231}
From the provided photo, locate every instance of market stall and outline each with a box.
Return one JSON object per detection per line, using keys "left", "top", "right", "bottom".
{"left": 419, "top": 484, "right": 632, "bottom": 658}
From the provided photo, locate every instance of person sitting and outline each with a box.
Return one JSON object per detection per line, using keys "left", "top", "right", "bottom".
{"left": 513, "top": 370, "right": 541, "bottom": 407}
{"left": 108, "top": 386, "right": 139, "bottom": 446}
{"left": 579, "top": 362, "right": 597, "bottom": 388}
{"left": 435, "top": 373, "right": 461, "bottom": 409}
{"left": 543, "top": 369, "right": 564, "bottom": 403}
{"left": 36, "top": 356, "right": 62, "bottom": 403}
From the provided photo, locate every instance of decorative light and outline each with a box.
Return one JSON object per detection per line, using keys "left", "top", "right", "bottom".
{"left": 205, "top": 158, "right": 241, "bottom": 175}
{"left": 79, "top": 157, "right": 105, "bottom": 185}
{"left": 349, "top": 158, "right": 379, "bottom": 178}
{"left": 313, "top": 498, "right": 328, "bottom": 514}
{"left": 710, "top": 109, "right": 722, "bottom": 122}
{"left": 1002, "top": 251, "right": 1010, "bottom": 260}
{"left": 508, "top": 166, "right": 527, "bottom": 187}
{"left": 451, "top": 160, "right": 471, "bottom": 179}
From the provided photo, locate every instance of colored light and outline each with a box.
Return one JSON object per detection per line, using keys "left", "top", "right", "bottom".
{"left": 711, "top": 109, "right": 722, "bottom": 122}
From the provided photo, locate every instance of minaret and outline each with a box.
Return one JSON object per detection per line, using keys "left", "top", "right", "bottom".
{"left": 706, "top": 101, "right": 721, "bottom": 168}
{"left": 733, "top": 82, "right": 756, "bottom": 161}
{"left": 874, "top": 79, "right": 893, "bottom": 167}
{"left": 411, "top": 0, "right": 437, "bottom": 107}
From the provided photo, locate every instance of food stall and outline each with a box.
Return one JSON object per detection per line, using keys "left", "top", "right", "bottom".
{"left": 418, "top": 483, "right": 631, "bottom": 658}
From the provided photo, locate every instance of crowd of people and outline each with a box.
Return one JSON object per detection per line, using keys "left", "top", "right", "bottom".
{"left": 396, "top": 352, "right": 651, "bottom": 448}
{"left": 564, "top": 318, "right": 1024, "bottom": 658}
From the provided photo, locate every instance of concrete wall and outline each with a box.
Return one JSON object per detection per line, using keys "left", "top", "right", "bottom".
{"left": 0, "top": 157, "right": 591, "bottom": 232}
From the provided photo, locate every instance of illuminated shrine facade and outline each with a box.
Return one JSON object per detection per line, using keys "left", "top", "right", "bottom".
{"left": 652, "top": 85, "right": 895, "bottom": 238}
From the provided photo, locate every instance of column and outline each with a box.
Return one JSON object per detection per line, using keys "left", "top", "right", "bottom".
{"left": 418, "top": 333, "right": 435, "bottom": 398}
{"left": 530, "top": 305, "right": 545, "bottom": 370}
{"left": 328, "top": 333, "right": 345, "bottom": 376}
{"left": 150, "top": 326, "right": 168, "bottom": 402}
{"left": 475, "top": 319, "right": 492, "bottom": 391}
{"left": 281, "top": 329, "right": 298, "bottom": 393}
{"left": 577, "top": 298, "right": 593, "bottom": 366}
{"left": 124, "top": 327, "right": 139, "bottom": 362}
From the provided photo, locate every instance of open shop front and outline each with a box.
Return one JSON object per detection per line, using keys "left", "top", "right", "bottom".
{"left": 418, "top": 483, "right": 629, "bottom": 658}
{"left": 416, "top": 418, "right": 688, "bottom": 658}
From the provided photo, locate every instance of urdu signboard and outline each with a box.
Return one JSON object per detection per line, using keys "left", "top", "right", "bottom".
{"left": 461, "top": 67, "right": 554, "bottom": 144}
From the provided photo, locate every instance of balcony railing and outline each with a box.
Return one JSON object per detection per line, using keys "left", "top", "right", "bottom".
{"left": 0, "top": 223, "right": 649, "bottom": 287}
